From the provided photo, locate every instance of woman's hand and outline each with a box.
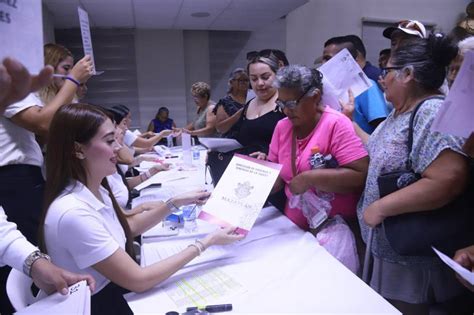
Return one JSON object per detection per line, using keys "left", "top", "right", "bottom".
{"left": 201, "top": 226, "right": 245, "bottom": 248}
{"left": 339, "top": 89, "right": 355, "bottom": 120}
{"left": 289, "top": 172, "right": 310, "bottom": 195}
{"left": 453, "top": 245, "right": 474, "bottom": 292}
{"left": 172, "top": 190, "right": 211, "bottom": 207}
{"left": 249, "top": 151, "right": 267, "bottom": 160}
{"left": 69, "top": 55, "right": 93, "bottom": 84}
{"left": 158, "top": 129, "right": 173, "bottom": 138}
{"left": 149, "top": 163, "right": 170, "bottom": 175}
{"left": 363, "top": 200, "right": 386, "bottom": 227}
{"left": 182, "top": 128, "right": 194, "bottom": 136}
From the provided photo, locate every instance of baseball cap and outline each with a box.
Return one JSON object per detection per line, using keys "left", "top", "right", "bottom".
{"left": 383, "top": 20, "right": 427, "bottom": 39}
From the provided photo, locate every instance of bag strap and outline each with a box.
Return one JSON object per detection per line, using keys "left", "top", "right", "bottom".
{"left": 405, "top": 95, "right": 445, "bottom": 169}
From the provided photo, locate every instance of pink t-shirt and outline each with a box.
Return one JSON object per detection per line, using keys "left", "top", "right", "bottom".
{"left": 268, "top": 107, "right": 368, "bottom": 230}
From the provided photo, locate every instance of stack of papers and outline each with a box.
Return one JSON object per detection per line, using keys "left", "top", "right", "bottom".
{"left": 16, "top": 281, "right": 90, "bottom": 315}
{"left": 198, "top": 137, "right": 243, "bottom": 153}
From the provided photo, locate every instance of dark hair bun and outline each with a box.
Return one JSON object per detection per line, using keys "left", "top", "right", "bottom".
{"left": 428, "top": 34, "right": 458, "bottom": 68}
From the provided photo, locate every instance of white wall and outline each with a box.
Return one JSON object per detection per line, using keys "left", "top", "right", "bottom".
{"left": 183, "top": 31, "right": 211, "bottom": 124}
{"left": 286, "top": 0, "right": 468, "bottom": 66}
{"left": 135, "top": 30, "right": 188, "bottom": 130}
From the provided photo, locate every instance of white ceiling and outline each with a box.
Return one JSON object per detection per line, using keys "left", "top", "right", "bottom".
{"left": 43, "top": 0, "right": 309, "bottom": 30}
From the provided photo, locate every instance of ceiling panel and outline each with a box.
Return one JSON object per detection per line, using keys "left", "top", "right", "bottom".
{"left": 43, "top": 0, "right": 309, "bottom": 30}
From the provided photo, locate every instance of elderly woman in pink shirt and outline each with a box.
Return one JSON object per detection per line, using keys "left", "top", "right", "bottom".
{"left": 263, "top": 65, "right": 368, "bottom": 233}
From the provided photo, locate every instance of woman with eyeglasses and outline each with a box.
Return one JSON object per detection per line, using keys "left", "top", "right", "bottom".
{"left": 264, "top": 65, "right": 368, "bottom": 239}
{"left": 39, "top": 103, "right": 243, "bottom": 314}
{"left": 358, "top": 35, "right": 471, "bottom": 314}
{"left": 213, "top": 68, "right": 248, "bottom": 138}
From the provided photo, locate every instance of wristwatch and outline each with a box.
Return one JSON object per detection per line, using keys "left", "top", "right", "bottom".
{"left": 23, "top": 250, "right": 51, "bottom": 277}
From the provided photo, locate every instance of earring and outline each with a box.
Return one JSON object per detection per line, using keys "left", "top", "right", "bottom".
{"left": 75, "top": 152, "right": 85, "bottom": 160}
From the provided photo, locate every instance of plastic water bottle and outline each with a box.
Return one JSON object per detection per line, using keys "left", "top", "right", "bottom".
{"left": 182, "top": 205, "right": 198, "bottom": 233}
{"left": 166, "top": 134, "right": 173, "bottom": 147}
{"left": 192, "top": 147, "right": 200, "bottom": 161}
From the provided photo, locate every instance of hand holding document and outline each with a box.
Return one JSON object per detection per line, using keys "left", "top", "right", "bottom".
{"left": 431, "top": 50, "right": 474, "bottom": 138}
{"left": 198, "top": 154, "right": 282, "bottom": 234}
{"left": 78, "top": 7, "right": 103, "bottom": 75}
{"left": 433, "top": 247, "right": 474, "bottom": 285}
{"left": 318, "top": 48, "right": 372, "bottom": 110}
{"left": 16, "top": 280, "right": 90, "bottom": 315}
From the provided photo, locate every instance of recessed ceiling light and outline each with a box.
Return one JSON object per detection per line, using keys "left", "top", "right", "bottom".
{"left": 191, "top": 12, "right": 210, "bottom": 18}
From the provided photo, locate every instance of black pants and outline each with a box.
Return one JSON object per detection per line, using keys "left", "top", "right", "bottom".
{"left": 0, "top": 165, "right": 44, "bottom": 315}
{"left": 91, "top": 282, "right": 133, "bottom": 315}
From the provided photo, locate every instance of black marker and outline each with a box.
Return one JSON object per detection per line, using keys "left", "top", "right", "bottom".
{"left": 186, "top": 303, "right": 232, "bottom": 313}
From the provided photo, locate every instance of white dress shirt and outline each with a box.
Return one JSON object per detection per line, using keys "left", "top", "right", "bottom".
{"left": 0, "top": 206, "right": 36, "bottom": 272}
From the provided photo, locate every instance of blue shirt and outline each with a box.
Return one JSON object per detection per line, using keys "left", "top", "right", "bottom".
{"left": 354, "top": 80, "right": 389, "bottom": 134}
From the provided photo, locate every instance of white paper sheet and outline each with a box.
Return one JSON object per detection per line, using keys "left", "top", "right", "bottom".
{"left": 16, "top": 281, "right": 90, "bottom": 315}
{"left": 0, "top": 0, "right": 43, "bottom": 73}
{"left": 77, "top": 7, "right": 99, "bottom": 75}
{"left": 431, "top": 50, "right": 474, "bottom": 138}
{"left": 318, "top": 48, "right": 372, "bottom": 110}
{"left": 198, "top": 137, "right": 243, "bottom": 153}
{"left": 433, "top": 247, "right": 474, "bottom": 285}
{"left": 198, "top": 154, "right": 281, "bottom": 234}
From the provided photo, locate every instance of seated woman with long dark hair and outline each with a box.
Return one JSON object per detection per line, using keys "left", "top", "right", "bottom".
{"left": 39, "top": 103, "right": 243, "bottom": 315}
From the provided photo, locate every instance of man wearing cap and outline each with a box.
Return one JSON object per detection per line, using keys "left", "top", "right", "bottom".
{"left": 383, "top": 20, "right": 427, "bottom": 51}
{"left": 322, "top": 37, "right": 389, "bottom": 134}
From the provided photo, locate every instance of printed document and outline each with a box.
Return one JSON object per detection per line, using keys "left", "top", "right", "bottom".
{"left": 318, "top": 48, "right": 372, "bottom": 110}
{"left": 433, "top": 247, "right": 474, "bottom": 285}
{"left": 198, "top": 154, "right": 281, "bottom": 234}
{"left": 431, "top": 50, "right": 474, "bottom": 137}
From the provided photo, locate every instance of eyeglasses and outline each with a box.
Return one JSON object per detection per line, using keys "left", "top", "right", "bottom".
{"left": 277, "top": 85, "right": 313, "bottom": 110}
{"left": 246, "top": 49, "right": 274, "bottom": 60}
{"left": 381, "top": 66, "right": 403, "bottom": 78}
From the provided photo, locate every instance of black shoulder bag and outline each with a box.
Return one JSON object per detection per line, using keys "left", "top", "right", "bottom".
{"left": 378, "top": 96, "right": 474, "bottom": 256}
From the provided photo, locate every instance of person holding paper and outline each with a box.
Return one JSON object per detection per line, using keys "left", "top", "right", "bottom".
{"left": 358, "top": 35, "right": 471, "bottom": 314}
{"left": 213, "top": 68, "right": 248, "bottom": 138}
{"left": 322, "top": 37, "right": 389, "bottom": 134}
{"left": 0, "top": 57, "right": 96, "bottom": 314}
{"left": 0, "top": 44, "right": 93, "bottom": 245}
{"left": 39, "top": 103, "right": 243, "bottom": 315}
{"left": 265, "top": 65, "right": 368, "bottom": 248}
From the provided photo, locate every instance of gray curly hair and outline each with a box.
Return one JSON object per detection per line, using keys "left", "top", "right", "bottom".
{"left": 273, "top": 65, "right": 323, "bottom": 97}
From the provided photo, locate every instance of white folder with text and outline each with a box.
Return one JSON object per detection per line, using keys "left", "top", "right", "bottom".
{"left": 198, "top": 154, "right": 282, "bottom": 234}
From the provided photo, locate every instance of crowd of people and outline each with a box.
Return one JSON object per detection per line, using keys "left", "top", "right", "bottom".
{"left": 0, "top": 17, "right": 473, "bottom": 315}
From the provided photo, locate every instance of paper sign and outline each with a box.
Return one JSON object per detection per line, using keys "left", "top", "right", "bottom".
{"left": 433, "top": 247, "right": 474, "bottom": 285}
{"left": 198, "top": 154, "right": 282, "bottom": 234}
{"left": 0, "top": 0, "right": 43, "bottom": 73}
{"left": 318, "top": 48, "right": 372, "bottom": 110}
{"left": 16, "top": 280, "right": 91, "bottom": 315}
{"left": 431, "top": 50, "right": 474, "bottom": 138}
{"left": 77, "top": 7, "right": 99, "bottom": 75}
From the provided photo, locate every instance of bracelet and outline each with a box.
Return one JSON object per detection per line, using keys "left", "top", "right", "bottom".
{"left": 195, "top": 239, "right": 206, "bottom": 252}
{"left": 23, "top": 250, "right": 51, "bottom": 277}
{"left": 188, "top": 243, "right": 202, "bottom": 256}
{"left": 65, "top": 76, "right": 80, "bottom": 87}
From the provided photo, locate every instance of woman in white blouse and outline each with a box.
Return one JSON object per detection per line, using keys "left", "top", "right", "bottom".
{"left": 39, "top": 103, "right": 243, "bottom": 314}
